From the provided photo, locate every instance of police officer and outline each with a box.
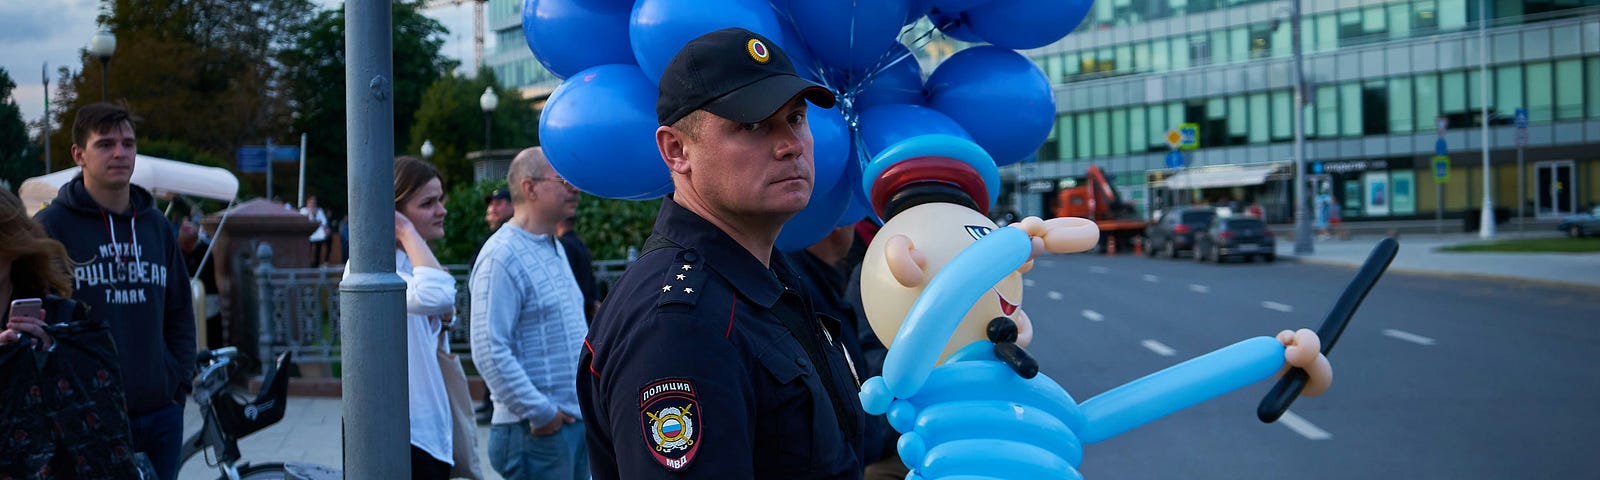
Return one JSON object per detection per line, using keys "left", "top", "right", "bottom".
{"left": 578, "top": 28, "right": 865, "bottom": 479}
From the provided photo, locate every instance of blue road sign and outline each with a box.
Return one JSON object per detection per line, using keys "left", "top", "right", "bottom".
{"left": 237, "top": 147, "right": 268, "bottom": 173}
{"left": 1514, "top": 107, "right": 1528, "bottom": 129}
{"left": 1313, "top": 162, "right": 1324, "bottom": 174}
{"left": 1435, "top": 138, "right": 1448, "bottom": 156}
{"left": 1432, "top": 155, "right": 1450, "bottom": 183}
{"left": 1165, "top": 150, "right": 1184, "bottom": 169}
{"left": 270, "top": 146, "right": 300, "bottom": 162}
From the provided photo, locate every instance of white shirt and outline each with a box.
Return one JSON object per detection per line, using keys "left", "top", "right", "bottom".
{"left": 301, "top": 207, "right": 329, "bottom": 242}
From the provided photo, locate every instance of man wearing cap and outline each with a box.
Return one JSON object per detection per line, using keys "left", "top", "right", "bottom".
{"left": 578, "top": 28, "right": 865, "bottom": 479}
{"left": 485, "top": 187, "right": 514, "bottom": 231}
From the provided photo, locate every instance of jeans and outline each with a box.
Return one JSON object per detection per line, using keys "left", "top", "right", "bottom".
{"left": 488, "top": 419, "right": 589, "bottom": 480}
{"left": 128, "top": 404, "right": 184, "bottom": 480}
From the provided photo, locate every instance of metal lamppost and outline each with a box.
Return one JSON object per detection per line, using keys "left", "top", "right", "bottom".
{"left": 420, "top": 139, "right": 434, "bottom": 162}
{"left": 1477, "top": 0, "right": 1495, "bottom": 239}
{"left": 88, "top": 28, "right": 116, "bottom": 102}
{"left": 479, "top": 87, "right": 499, "bottom": 151}
{"left": 1274, "top": 0, "right": 1313, "bottom": 254}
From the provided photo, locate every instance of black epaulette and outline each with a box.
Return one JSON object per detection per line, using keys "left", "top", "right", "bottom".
{"left": 656, "top": 248, "right": 707, "bottom": 308}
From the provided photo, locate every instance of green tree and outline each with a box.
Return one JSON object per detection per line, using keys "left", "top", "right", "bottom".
{"left": 46, "top": 0, "right": 316, "bottom": 177}
{"left": 407, "top": 69, "right": 536, "bottom": 188}
{"left": 282, "top": 1, "right": 456, "bottom": 217}
{"left": 1, "top": 68, "right": 36, "bottom": 189}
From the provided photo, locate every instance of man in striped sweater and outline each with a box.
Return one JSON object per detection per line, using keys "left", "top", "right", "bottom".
{"left": 470, "top": 147, "right": 590, "bottom": 480}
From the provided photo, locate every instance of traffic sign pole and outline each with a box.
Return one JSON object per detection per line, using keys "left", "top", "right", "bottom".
{"left": 1436, "top": 117, "right": 1447, "bottom": 237}
{"left": 1515, "top": 107, "right": 1528, "bottom": 233}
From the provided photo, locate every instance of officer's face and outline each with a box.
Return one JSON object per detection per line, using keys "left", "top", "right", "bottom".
{"left": 672, "top": 97, "right": 814, "bottom": 222}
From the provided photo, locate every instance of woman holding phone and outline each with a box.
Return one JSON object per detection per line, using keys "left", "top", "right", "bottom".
{"left": 1, "top": 188, "right": 142, "bottom": 478}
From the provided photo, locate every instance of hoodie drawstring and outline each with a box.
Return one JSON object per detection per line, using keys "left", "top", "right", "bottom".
{"left": 99, "top": 208, "right": 138, "bottom": 265}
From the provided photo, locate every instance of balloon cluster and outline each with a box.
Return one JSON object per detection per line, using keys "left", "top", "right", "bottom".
{"left": 523, "top": 0, "right": 1093, "bottom": 250}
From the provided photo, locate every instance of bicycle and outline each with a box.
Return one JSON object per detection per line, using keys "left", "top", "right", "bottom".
{"left": 175, "top": 347, "right": 299, "bottom": 480}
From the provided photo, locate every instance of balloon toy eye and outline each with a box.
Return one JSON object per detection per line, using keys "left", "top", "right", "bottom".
{"left": 965, "top": 225, "right": 992, "bottom": 240}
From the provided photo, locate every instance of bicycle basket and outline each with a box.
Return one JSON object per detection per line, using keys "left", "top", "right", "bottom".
{"left": 212, "top": 351, "right": 292, "bottom": 438}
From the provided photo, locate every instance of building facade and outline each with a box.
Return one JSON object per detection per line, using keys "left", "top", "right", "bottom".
{"left": 1008, "top": 0, "right": 1600, "bottom": 227}
{"left": 486, "top": 0, "right": 562, "bottom": 99}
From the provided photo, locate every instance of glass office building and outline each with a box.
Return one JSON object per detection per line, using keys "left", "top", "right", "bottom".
{"left": 486, "top": 0, "right": 562, "bottom": 99}
{"left": 1009, "top": 0, "right": 1600, "bottom": 225}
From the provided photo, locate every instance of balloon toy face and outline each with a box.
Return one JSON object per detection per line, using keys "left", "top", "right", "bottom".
{"left": 862, "top": 202, "right": 1031, "bottom": 363}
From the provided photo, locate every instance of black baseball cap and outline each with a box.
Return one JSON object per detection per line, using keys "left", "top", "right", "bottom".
{"left": 656, "top": 28, "right": 836, "bottom": 126}
{"left": 484, "top": 188, "right": 510, "bottom": 203}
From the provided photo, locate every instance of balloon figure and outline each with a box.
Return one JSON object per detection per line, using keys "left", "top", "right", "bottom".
{"left": 523, "top": 0, "right": 1355, "bottom": 478}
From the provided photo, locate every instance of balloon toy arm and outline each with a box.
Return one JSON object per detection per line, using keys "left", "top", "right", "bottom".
{"left": 1010, "top": 216, "right": 1100, "bottom": 256}
{"left": 1077, "top": 336, "right": 1286, "bottom": 444}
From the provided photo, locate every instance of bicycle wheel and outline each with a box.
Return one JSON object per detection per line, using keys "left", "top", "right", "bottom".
{"left": 227, "top": 463, "right": 289, "bottom": 480}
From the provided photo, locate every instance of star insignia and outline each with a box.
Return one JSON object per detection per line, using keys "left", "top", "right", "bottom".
{"left": 684, "top": 288, "right": 694, "bottom": 294}
{"left": 681, "top": 264, "right": 693, "bottom": 271}
{"left": 676, "top": 274, "right": 686, "bottom": 280}
{"left": 662, "top": 285, "right": 672, "bottom": 292}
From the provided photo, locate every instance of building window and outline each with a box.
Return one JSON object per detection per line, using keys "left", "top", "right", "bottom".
{"left": 1092, "top": 110, "right": 1111, "bottom": 158}
{"left": 1469, "top": 67, "right": 1488, "bottom": 111}
{"left": 1316, "top": 85, "right": 1339, "bottom": 138}
{"left": 1414, "top": 1, "right": 1439, "bottom": 32}
{"left": 1206, "top": 98, "right": 1228, "bottom": 146}
{"left": 1130, "top": 107, "right": 1148, "bottom": 153}
{"left": 1065, "top": 53, "right": 1081, "bottom": 78}
{"left": 1415, "top": 73, "right": 1440, "bottom": 132}
{"left": 1167, "top": 102, "right": 1185, "bottom": 137}
{"left": 1555, "top": 60, "right": 1583, "bottom": 121}
{"left": 1441, "top": 71, "right": 1466, "bottom": 115}
{"left": 1134, "top": 42, "right": 1151, "bottom": 72}
{"left": 1271, "top": 90, "right": 1292, "bottom": 141}
{"left": 1228, "top": 96, "right": 1248, "bottom": 145}
{"left": 1076, "top": 114, "right": 1093, "bottom": 159}
{"left": 1116, "top": 45, "right": 1133, "bottom": 74}
{"left": 1588, "top": 58, "right": 1600, "bottom": 118}
{"left": 1249, "top": 93, "right": 1269, "bottom": 144}
{"left": 1361, "top": 80, "right": 1388, "bottom": 135}
{"left": 1111, "top": 109, "right": 1129, "bottom": 156}
{"left": 1147, "top": 104, "right": 1167, "bottom": 150}
{"left": 1389, "top": 77, "right": 1414, "bottom": 134}
{"left": 1249, "top": 26, "right": 1273, "bottom": 59}
{"left": 1213, "top": 30, "right": 1232, "bottom": 64}
{"left": 1152, "top": 39, "right": 1171, "bottom": 71}
{"left": 1495, "top": 64, "right": 1523, "bottom": 117}
{"left": 1388, "top": 3, "right": 1412, "bottom": 40}
{"left": 1526, "top": 62, "right": 1553, "bottom": 123}
{"left": 1314, "top": 14, "right": 1338, "bottom": 52}
{"left": 1439, "top": 0, "right": 1467, "bottom": 32}
{"left": 1229, "top": 27, "right": 1250, "bottom": 63}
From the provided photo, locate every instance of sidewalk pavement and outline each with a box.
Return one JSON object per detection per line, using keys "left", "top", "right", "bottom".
{"left": 1274, "top": 230, "right": 1600, "bottom": 289}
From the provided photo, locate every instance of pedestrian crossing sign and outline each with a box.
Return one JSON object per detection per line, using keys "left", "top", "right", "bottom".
{"left": 1432, "top": 155, "right": 1449, "bottom": 183}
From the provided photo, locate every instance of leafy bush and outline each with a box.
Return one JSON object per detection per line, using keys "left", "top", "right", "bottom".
{"left": 434, "top": 180, "right": 662, "bottom": 265}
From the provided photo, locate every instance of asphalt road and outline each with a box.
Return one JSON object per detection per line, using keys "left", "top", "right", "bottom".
{"left": 1018, "top": 252, "right": 1600, "bottom": 479}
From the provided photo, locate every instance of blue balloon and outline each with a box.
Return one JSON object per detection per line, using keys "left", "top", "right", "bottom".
{"left": 855, "top": 104, "right": 971, "bottom": 160}
{"left": 630, "top": 0, "right": 784, "bottom": 84}
{"left": 964, "top": 0, "right": 1094, "bottom": 50}
{"left": 540, "top": 64, "right": 671, "bottom": 199}
{"left": 923, "top": 0, "right": 995, "bottom": 13}
{"left": 925, "top": 46, "right": 1054, "bottom": 166}
{"left": 1076, "top": 336, "right": 1285, "bottom": 444}
{"left": 920, "top": 439, "right": 1081, "bottom": 480}
{"left": 777, "top": 17, "right": 826, "bottom": 83}
{"left": 926, "top": 8, "right": 982, "bottom": 43}
{"left": 777, "top": 0, "right": 917, "bottom": 76}
{"left": 776, "top": 168, "right": 853, "bottom": 252}
{"left": 880, "top": 226, "right": 1030, "bottom": 398}
{"left": 521, "top": 0, "right": 634, "bottom": 79}
{"left": 810, "top": 102, "right": 849, "bottom": 196}
{"left": 848, "top": 43, "right": 925, "bottom": 113}
{"left": 907, "top": 400, "right": 1084, "bottom": 467}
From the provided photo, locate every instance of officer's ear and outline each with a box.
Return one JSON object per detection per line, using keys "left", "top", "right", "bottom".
{"left": 657, "top": 125, "right": 692, "bottom": 175}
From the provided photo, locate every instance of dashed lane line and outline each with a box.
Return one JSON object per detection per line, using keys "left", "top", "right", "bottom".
{"left": 1081, "top": 310, "right": 1104, "bottom": 322}
{"left": 1262, "top": 301, "right": 1294, "bottom": 313}
{"left": 1047, "top": 291, "right": 1064, "bottom": 301}
{"left": 1141, "top": 339, "right": 1175, "bottom": 356}
{"left": 1089, "top": 266, "right": 1110, "bottom": 274}
{"left": 1142, "top": 274, "right": 1159, "bottom": 283}
{"left": 1024, "top": 279, "right": 1036, "bottom": 287}
{"left": 1189, "top": 284, "right": 1210, "bottom": 293}
{"left": 1278, "top": 411, "right": 1333, "bottom": 440}
{"left": 1382, "top": 329, "right": 1437, "bottom": 346}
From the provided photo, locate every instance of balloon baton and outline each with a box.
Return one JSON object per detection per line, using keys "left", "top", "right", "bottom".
{"left": 1258, "top": 237, "right": 1398, "bottom": 423}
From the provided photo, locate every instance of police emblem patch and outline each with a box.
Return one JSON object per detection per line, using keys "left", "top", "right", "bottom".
{"left": 640, "top": 378, "right": 701, "bottom": 471}
{"left": 746, "top": 39, "right": 770, "bottom": 63}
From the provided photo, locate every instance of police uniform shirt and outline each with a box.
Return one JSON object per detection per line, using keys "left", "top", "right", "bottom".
{"left": 579, "top": 197, "right": 865, "bottom": 479}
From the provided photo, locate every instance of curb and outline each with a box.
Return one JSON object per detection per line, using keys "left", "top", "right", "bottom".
{"left": 1279, "top": 254, "right": 1600, "bottom": 291}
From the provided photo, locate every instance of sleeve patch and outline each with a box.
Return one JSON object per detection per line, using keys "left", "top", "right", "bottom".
{"left": 639, "top": 378, "right": 702, "bottom": 471}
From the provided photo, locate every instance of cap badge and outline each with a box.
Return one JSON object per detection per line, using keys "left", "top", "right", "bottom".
{"left": 746, "top": 39, "right": 770, "bottom": 63}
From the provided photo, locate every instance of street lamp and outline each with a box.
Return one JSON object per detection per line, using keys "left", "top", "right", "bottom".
{"left": 1273, "top": 0, "right": 1313, "bottom": 255}
{"left": 420, "top": 139, "right": 434, "bottom": 161}
{"left": 479, "top": 87, "right": 499, "bottom": 152}
{"left": 88, "top": 28, "right": 116, "bottom": 102}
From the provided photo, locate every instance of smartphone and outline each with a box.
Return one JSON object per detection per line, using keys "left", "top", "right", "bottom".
{"left": 9, "top": 298, "right": 42, "bottom": 321}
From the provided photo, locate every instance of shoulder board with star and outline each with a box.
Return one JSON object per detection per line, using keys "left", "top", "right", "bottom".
{"left": 656, "top": 248, "right": 707, "bottom": 308}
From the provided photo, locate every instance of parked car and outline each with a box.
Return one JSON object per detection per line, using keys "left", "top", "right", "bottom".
{"left": 1195, "top": 216, "right": 1277, "bottom": 263}
{"left": 1556, "top": 205, "right": 1600, "bottom": 238}
{"left": 1145, "top": 207, "right": 1218, "bottom": 258}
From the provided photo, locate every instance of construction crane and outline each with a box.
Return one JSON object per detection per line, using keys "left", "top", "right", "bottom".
{"left": 420, "top": 0, "right": 488, "bottom": 71}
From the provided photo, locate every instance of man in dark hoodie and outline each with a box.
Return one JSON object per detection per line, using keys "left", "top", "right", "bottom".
{"left": 33, "top": 102, "right": 196, "bottom": 480}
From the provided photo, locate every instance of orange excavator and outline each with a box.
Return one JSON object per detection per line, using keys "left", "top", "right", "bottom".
{"left": 1054, "top": 165, "right": 1146, "bottom": 253}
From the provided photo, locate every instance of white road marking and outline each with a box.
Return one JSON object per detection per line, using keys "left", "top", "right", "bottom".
{"left": 1142, "top": 274, "right": 1159, "bottom": 283}
{"left": 1024, "top": 278, "right": 1036, "bottom": 287}
{"left": 1141, "top": 339, "right": 1175, "bottom": 356}
{"left": 1047, "top": 291, "right": 1064, "bottom": 301}
{"left": 1383, "top": 329, "right": 1437, "bottom": 346}
{"left": 1089, "top": 266, "right": 1110, "bottom": 274}
{"left": 1081, "top": 310, "right": 1104, "bottom": 322}
{"left": 1189, "top": 284, "right": 1210, "bottom": 293}
{"left": 1039, "top": 260, "right": 1056, "bottom": 267}
{"left": 1262, "top": 301, "right": 1294, "bottom": 313}
{"left": 1278, "top": 411, "right": 1333, "bottom": 440}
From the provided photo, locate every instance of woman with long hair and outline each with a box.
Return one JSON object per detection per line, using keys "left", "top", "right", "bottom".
{"left": 391, "top": 156, "right": 459, "bottom": 480}
{"left": 1, "top": 188, "right": 141, "bottom": 478}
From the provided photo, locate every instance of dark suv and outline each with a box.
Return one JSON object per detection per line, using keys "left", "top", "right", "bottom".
{"left": 1195, "top": 217, "right": 1277, "bottom": 263}
{"left": 1145, "top": 207, "right": 1217, "bottom": 258}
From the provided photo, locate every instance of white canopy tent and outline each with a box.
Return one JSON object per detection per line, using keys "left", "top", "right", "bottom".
{"left": 19, "top": 154, "right": 240, "bottom": 215}
{"left": 1157, "top": 163, "right": 1285, "bottom": 190}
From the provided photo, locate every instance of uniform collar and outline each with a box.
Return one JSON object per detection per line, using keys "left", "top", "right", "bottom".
{"left": 655, "top": 196, "right": 794, "bottom": 308}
